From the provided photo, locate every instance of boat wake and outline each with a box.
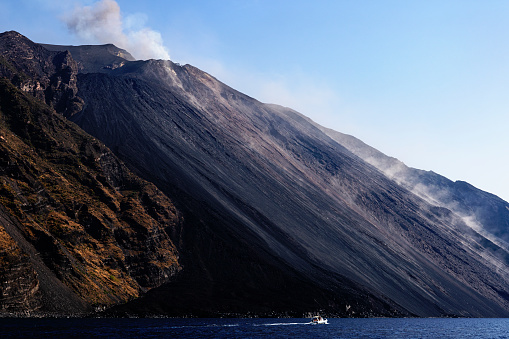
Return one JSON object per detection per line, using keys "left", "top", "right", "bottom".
{"left": 165, "top": 323, "right": 240, "bottom": 329}
{"left": 164, "top": 319, "right": 326, "bottom": 329}
{"left": 258, "top": 322, "right": 313, "bottom": 326}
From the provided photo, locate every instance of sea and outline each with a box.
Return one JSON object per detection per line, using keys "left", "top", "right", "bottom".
{"left": 1, "top": 317, "right": 509, "bottom": 338}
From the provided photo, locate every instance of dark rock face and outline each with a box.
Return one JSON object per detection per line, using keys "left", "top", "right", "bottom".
{"left": 0, "top": 44, "right": 182, "bottom": 314}
{"left": 0, "top": 204, "right": 89, "bottom": 314}
{"left": 0, "top": 219, "right": 42, "bottom": 313}
{"left": 0, "top": 31, "right": 83, "bottom": 117}
{"left": 2, "top": 31, "right": 509, "bottom": 318}
{"left": 41, "top": 43, "right": 135, "bottom": 74}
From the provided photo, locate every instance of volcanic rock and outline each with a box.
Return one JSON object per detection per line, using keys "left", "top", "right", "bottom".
{"left": 1, "top": 31, "right": 509, "bottom": 317}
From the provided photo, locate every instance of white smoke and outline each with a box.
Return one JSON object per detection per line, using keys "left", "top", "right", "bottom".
{"left": 63, "top": 0, "right": 170, "bottom": 60}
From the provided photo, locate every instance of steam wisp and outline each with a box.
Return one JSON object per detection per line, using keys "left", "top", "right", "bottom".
{"left": 63, "top": 0, "right": 170, "bottom": 60}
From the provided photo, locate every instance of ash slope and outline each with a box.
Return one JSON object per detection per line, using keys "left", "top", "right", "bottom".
{"left": 68, "top": 50, "right": 509, "bottom": 316}
{"left": 0, "top": 31, "right": 395, "bottom": 318}
{"left": 318, "top": 125, "right": 509, "bottom": 248}
{"left": 3, "top": 31, "right": 509, "bottom": 317}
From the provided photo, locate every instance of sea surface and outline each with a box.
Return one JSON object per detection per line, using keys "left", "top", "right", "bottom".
{"left": 1, "top": 317, "right": 509, "bottom": 338}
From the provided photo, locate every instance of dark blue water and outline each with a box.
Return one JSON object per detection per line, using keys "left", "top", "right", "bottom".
{"left": 1, "top": 318, "right": 509, "bottom": 338}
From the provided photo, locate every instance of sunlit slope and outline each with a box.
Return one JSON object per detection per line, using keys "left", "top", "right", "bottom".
{"left": 71, "top": 55, "right": 509, "bottom": 316}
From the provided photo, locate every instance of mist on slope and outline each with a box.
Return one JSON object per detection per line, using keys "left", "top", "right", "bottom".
{"left": 58, "top": 1, "right": 509, "bottom": 205}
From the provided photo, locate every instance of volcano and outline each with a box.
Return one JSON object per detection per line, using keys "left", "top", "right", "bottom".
{"left": 1, "top": 31, "right": 509, "bottom": 317}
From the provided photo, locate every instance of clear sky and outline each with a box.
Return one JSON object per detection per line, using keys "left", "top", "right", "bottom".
{"left": 2, "top": 0, "right": 509, "bottom": 201}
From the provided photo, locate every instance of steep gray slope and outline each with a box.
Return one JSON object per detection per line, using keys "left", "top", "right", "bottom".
{"left": 317, "top": 124, "right": 509, "bottom": 249}
{"left": 67, "top": 54, "right": 509, "bottom": 317}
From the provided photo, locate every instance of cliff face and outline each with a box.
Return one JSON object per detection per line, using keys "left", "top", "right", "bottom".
{"left": 0, "top": 217, "right": 42, "bottom": 313}
{"left": 0, "top": 33, "right": 182, "bottom": 314}
{"left": 41, "top": 43, "right": 135, "bottom": 74}
{"left": 0, "top": 31, "right": 83, "bottom": 117}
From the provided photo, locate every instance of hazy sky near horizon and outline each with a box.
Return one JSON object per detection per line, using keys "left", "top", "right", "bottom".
{"left": 1, "top": 0, "right": 509, "bottom": 201}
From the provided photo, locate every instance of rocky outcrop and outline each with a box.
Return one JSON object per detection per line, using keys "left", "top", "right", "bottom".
{"left": 0, "top": 221, "right": 42, "bottom": 314}
{"left": 0, "top": 76, "right": 181, "bottom": 314}
{"left": 0, "top": 31, "right": 83, "bottom": 117}
{"left": 41, "top": 43, "right": 135, "bottom": 74}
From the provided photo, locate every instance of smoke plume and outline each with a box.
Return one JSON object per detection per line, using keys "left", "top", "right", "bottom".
{"left": 63, "top": 0, "right": 170, "bottom": 60}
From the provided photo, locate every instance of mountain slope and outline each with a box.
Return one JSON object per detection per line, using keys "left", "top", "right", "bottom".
{"left": 2, "top": 31, "right": 509, "bottom": 317}
{"left": 0, "top": 33, "right": 182, "bottom": 314}
{"left": 318, "top": 125, "right": 509, "bottom": 249}
{"left": 69, "top": 55, "right": 509, "bottom": 315}
{"left": 0, "top": 31, "right": 395, "bottom": 317}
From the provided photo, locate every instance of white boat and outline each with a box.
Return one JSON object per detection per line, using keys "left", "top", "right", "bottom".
{"left": 311, "top": 315, "right": 328, "bottom": 324}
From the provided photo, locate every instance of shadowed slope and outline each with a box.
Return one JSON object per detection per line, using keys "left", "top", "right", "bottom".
{"left": 72, "top": 58, "right": 509, "bottom": 317}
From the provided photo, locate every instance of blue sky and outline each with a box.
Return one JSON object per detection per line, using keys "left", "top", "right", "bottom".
{"left": 2, "top": 0, "right": 509, "bottom": 201}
